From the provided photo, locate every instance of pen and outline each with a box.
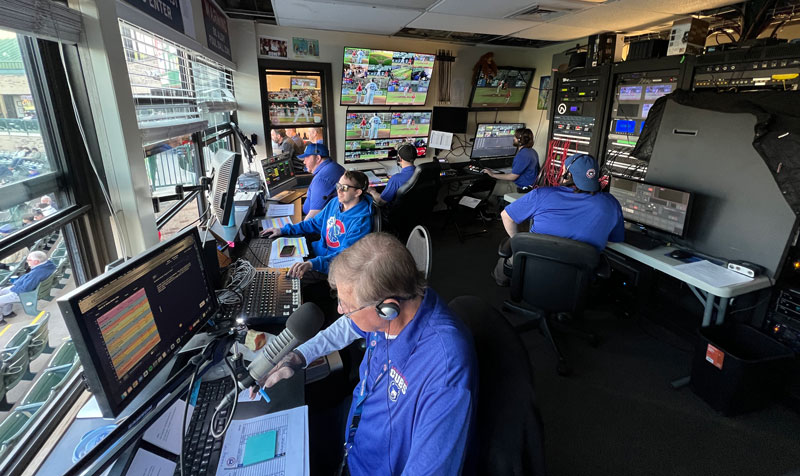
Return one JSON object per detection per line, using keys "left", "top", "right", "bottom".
{"left": 259, "top": 387, "right": 271, "bottom": 403}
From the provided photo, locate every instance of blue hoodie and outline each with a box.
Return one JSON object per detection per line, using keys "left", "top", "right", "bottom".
{"left": 11, "top": 259, "right": 57, "bottom": 293}
{"left": 280, "top": 196, "right": 373, "bottom": 274}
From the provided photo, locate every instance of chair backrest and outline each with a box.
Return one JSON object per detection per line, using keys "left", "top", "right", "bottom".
{"left": 49, "top": 339, "right": 76, "bottom": 368}
{"left": 0, "top": 403, "right": 42, "bottom": 459}
{"left": 509, "top": 233, "right": 600, "bottom": 315}
{"left": 371, "top": 202, "right": 382, "bottom": 233}
{"left": 24, "top": 313, "right": 50, "bottom": 361}
{"left": 36, "top": 271, "right": 57, "bottom": 300}
{"left": 386, "top": 161, "right": 441, "bottom": 241}
{"left": 2, "top": 334, "right": 32, "bottom": 390}
{"left": 448, "top": 296, "right": 546, "bottom": 476}
{"left": 405, "top": 225, "right": 432, "bottom": 279}
{"left": 20, "top": 365, "right": 71, "bottom": 406}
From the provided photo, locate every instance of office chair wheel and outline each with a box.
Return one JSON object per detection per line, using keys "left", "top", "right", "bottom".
{"left": 556, "top": 361, "right": 572, "bottom": 376}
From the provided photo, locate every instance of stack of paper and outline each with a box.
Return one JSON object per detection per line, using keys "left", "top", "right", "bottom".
{"left": 266, "top": 204, "right": 295, "bottom": 217}
{"left": 261, "top": 216, "right": 293, "bottom": 229}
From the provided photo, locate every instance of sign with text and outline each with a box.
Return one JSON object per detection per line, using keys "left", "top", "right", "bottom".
{"left": 202, "top": 0, "right": 231, "bottom": 61}
{"left": 123, "top": 0, "right": 184, "bottom": 34}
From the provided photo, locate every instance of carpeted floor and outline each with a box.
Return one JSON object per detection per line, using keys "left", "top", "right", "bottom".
{"left": 425, "top": 212, "right": 800, "bottom": 476}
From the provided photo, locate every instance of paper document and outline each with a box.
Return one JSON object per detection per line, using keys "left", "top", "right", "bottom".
{"left": 267, "top": 204, "right": 295, "bottom": 217}
{"left": 126, "top": 448, "right": 176, "bottom": 476}
{"left": 238, "top": 387, "right": 263, "bottom": 403}
{"left": 216, "top": 405, "right": 309, "bottom": 476}
{"left": 458, "top": 196, "right": 482, "bottom": 208}
{"left": 674, "top": 260, "right": 754, "bottom": 287}
{"left": 261, "top": 216, "right": 293, "bottom": 229}
{"left": 268, "top": 256, "right": 304, "bottom": 269}
{"left": 429, "top": 130, "right": 454, "bottom": 150}
{"left": 142, "top": 399, "right": 194, "bottom": 455}
{"left": 364, "top": 170, "right": 380, "bottom": 183}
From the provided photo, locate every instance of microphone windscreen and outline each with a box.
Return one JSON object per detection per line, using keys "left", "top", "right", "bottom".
{"left": 285, "top": 302, "right": 324, "bottom": 342}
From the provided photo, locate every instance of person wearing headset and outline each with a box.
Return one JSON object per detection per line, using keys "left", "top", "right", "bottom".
{"left": 481, "top": 127, "right": 539, "bottom": 191}
{"left": 367, "top": 143, "right": 416, "bottom": 206}
{"left": 261, "top": 171, "right": 373, "bottom": 280}
{"left": 259, "top": 232, "right": 478, "bottom": 475}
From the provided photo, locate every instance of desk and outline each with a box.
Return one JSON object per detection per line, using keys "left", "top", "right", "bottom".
{"left": 607, "top": 242, "right": 772, "bottom": 327}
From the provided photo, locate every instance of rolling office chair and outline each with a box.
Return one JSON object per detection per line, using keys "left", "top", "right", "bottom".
{"left": 382, "top": 161, "right": 441, "bottom": 242}
{"left": 449, "top": 296, "right": 546, "bottom": 476}
{"left": 498, "top": 233, "right": 609, "bottom": 376}
{"left": 443, "top": 175, "right": 497, "bottom": 242}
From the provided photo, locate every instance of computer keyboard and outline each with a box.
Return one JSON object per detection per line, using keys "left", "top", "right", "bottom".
{"left": 463, "top": 165, "right": 484, "bottom": 175}
{"left": 242, "top": 238, "right": 272, "bottom": 268}
{"left": 623, "top": 231, "right": 663, "bottom": 250}
{"left": 224, "top": 270, "right": 302, "bottom": 325}
{"left": 175, "top": 377, "right": 235, "bottom": 476}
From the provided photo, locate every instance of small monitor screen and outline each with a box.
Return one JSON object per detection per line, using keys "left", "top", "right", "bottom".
{"left": 614, "top": 119, "right": 637, "bottom": 134}
{"left": 470, "top": 123, "right": 524, "bottom": 159}
{"left": 291, "top": 77, "right": 317, "bottom": 89}
{"left": 341, "top": 47, "right": 434, "bottom": 106}
{"left": 58, "top": 228, "right": 219, "bottom": 417}
{"left": 344, "top": 110, "right": 431, "bottom": 164}
{"left": 469, "top": 67, "right": 535, "bottom": 110}
{"left": 619, "top": 86, "right": 643, "bottom": 101}
{"left": 262, "top": 156, "right": 295, "bottom": 191}
{"left": 645, "top": 84, "right": 673, "bottom": 100}
{"left": 609, "top": 176, "right": 692, "bottom": 237}
{"left": 431, "top": 107, "right": 469, "bottom": 134}
{"left": 641, "top": 103, "right": 654, "bottom": 117}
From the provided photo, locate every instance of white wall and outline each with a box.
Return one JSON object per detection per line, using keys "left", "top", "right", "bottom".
{"left": 229, "top": 20, "right": 573, "bottom": 170}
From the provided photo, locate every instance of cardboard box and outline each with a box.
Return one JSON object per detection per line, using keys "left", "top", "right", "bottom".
{"left": 667, "top": 17, "right": 709, "bottom": 56}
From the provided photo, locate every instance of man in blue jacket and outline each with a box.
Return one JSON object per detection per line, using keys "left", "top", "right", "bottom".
{"left": 258, "top": 232, "right": 478, "bottom": 475}
{"left": 262, "top": 171, "right": 373, "bottom": 281}
{"left": 0, "top": 250, "right": 56, "bottom": 321}
{"left": 298, "top": 143, "right": 345, "bottom": 221}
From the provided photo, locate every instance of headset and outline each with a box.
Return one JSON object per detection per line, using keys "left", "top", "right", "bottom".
{"left": 376, "top": 298, "right": 401, "bottom": 321}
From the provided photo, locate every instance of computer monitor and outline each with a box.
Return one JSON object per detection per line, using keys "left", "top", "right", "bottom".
{"left": 470, "top": 122, "right": 524, "bottom": 159}
{"left": 211, "top": 151, "right": 242, "bottom": 227}
{"left": 58, "top": 227, "right": 219, "bottom": 418}
{"left": 609, "top": 176, "right": 693, "bottom": 238}
{"left": 261, "top": 155, "right": 295, "bottom": 194}
{"left": 431, "top": 106, "right": 469, "bottom": 134}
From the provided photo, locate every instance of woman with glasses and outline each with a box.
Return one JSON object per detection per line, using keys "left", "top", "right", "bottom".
{"left": 261, "top": 170, "right": 373, "bottom": 281}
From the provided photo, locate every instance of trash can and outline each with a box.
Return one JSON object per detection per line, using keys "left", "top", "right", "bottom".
{"left": 691, "top": 323, "right": 793, "bottom": 416}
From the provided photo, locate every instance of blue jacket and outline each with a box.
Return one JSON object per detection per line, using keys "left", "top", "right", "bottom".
{"left": 281, "top": 196, "right": 373, "bottom": 274}
{"left": 11, "top": 259, "right": 56, "bottom": 293}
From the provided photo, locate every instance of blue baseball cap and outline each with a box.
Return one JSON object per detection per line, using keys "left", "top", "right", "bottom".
{"left": 564, "top": 153, "right": 600, "bottom": 192}
{"left": 297, "top": 143, "right": 329, "bottom": 159}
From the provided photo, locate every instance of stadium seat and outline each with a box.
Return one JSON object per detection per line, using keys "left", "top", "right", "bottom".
{"left": 19, "top": 364, "right": 72, "bottom": 406}
{"left": 48, "top": 339, "right": 76, "bottom": 368}
{"left": 0, "top": 403, "right": 43, "bottom": 460}
{"left": 18, "top": 271, "right": 57, "bottom": 316}
{"left": 1, "top": 333, "right": 32, "bottom": 390}
{"left": 17, "top": 313, "right": 51, "bottom": 361}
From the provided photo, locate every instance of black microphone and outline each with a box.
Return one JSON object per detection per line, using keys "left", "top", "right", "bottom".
{"left": 216, "top": 303, "right": 324, "bottom": 410}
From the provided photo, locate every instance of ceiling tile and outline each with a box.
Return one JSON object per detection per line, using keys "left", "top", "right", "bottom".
{"left": 408, "top": 12, "right": 535, "bottom": 36}
{"left": 273, "top": 0, "right": 420, "bottom": 35}
{"left": 322, "top": 0, "right": 439, "bottom": 9}
{"left": 513, "top": 22, "right": 601, "bottom": 41}
{"left": 550, "top": 3, "right": 678, "bottom": 30}
{"left": 430, "top": 0, "right": 548, "bottom": 19}
{"left": 615, "top": 0, "right": 740, "bottom": 15}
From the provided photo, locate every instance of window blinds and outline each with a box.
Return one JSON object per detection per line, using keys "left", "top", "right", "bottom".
{"left": 0, "top": 0, "right": 82, "bottom": 44}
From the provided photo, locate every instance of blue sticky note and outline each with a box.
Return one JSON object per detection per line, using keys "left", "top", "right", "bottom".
{"left": 242, "top": 430, "right": 277, "bottom": 466}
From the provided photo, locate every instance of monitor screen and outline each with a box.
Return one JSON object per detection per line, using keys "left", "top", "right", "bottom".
{"left": 58, "top": 228, "right": 219, "bottom": 417}
{"left": 262, "top": 156, "right": 295, "bottom": 192}
{"left": 644, "top": 84, "right": 673, "bottom": 100}
{"left": 641, "top": 103, "right": 654, "bottom": 117}
{"left": 470, "top": 123, "right": 524, "bottom": 159}
{"left": 609, "top": 176, "right": 692, "bottom": 237}
{"left": 618, "top": 86, "right": 643, "bottom": 101}
{"left": 211, "top": 151, "right": 242, "bottom": 226}
{"left": 431, "top": 106, "right": 469, "bottom": 134}
{"left": 614, "top": 119, "right": 637, "bottom": 134}
{"left": 291, "top": 77, "right": 317, "bottom": 90}
{"left": 344, "top": 110, "right": 431, "bottom": 164}
{"left": 468, "top": 66, "right": 535, "bottom": 110}
{"left": 341, "top": 47, "right": 434, "bottom": 106}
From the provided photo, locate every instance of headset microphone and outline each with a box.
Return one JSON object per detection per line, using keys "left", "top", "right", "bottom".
{"left": 216, "top": 302, "right": 324, "bottom": 410}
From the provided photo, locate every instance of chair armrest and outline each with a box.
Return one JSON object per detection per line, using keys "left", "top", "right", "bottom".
{"left": 498, "top": 237, "right": 512, "bottom": 259}
{"left": 596, "top": 253, "right": 611, "bottom": 279}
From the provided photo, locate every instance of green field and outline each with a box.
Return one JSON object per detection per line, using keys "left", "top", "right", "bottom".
{"left": 344, "top": 48, "right": 369, "bottom": 64}
{"left": 414, "top": 58, "right": 434, "bottom": 68}
{"left": 346, "top": 127, "right": 390, "bottom": 139}
{"left": 386, "top": 92, "right": 426, "bottom": 105}
{"left": 342, "top": 93, "right": 387, "bottom": 105}
{"left": 368, "top": 51, "right": 393, "bottom": 66}
{"left": 471, "top": 87, "right": 526, "bottom": 107}
{"left": 393, "top": 67, "right": 412, "bottom": 80}
{"left": 390, "top": 124, "right": 430, "bottom": 137}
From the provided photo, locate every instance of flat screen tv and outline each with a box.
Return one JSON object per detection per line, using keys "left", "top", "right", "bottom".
{"left": 468, "top": 66, "right": 535, "bottom": 111}
{"left": 344, "top": 110, "right": 431, "bottom": 164}
{"left": 341, "top": 47, "right": 435, "bottom": 106}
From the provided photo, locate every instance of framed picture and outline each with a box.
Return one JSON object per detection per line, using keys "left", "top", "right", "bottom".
{"left": 292, "top": 37, "right": 320, "bottom": 59}
{"left": 258, "top": 36, "right": 288, "bottom": 58}
{"left": 537, "top": 76, "right": 552, "bottom": 110}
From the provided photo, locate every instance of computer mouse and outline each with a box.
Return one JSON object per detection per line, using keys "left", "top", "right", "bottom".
{"left": 669, "top": 249, "right": 691, "bottom": 260}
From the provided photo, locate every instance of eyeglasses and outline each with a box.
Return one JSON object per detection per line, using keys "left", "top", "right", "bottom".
{"left": 335, "top": 183, "right": 357, "bottom": 192}
{"left": 331, "top": 289, "right": 373, "bottom": 318}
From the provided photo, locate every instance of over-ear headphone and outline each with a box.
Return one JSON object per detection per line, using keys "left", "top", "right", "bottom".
{"left": 376, "top": 298, "right": 400, "bottom": 321}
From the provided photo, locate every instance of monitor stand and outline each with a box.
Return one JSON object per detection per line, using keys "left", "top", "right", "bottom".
{"left": 623, "top": 229, "right": 662, "bottom": 250}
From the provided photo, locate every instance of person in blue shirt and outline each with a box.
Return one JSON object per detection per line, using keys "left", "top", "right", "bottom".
{"left": 367, "top": 143, "right": 416, "bottom": 206}
{"left": 0, "top": 250, "right": 56, "bottom": 322}
{"left": 482, "top": 127, "right": 539, "bottom": 190}
{"left": 261, "top": 171, "right": 373, "bottom": 280}
{"left": 493, "top": 153, "right": 624, "bottom": 285}
{"left": 295, "top": 143, "right": 345, "bottom": 220}
{"left": 258, "top": 232, "right": 478, "bottom": 475}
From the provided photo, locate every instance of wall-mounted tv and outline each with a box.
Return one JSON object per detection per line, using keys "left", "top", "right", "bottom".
{"left": 341, "top": 47, "right": 435, "bottom": 106}
{"left": 468, "top": 66, "right": 535, "bottom": 111}
{"left": 344, "top": 110, "right": 431, "bottom": 163}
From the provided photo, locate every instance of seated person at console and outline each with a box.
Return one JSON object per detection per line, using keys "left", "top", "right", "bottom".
{"left": 493, "top": 153, "right": 624, "bottom": 284}
{"left": 297, "top": 143, "right": 345, "bottom": 220}
{"left": 367, "top": 143, "right": 416, "bottom": 206}
{"left": 259, "top": 232, "right": 478, "bottom": 475}
{"left": 482, "top": 127, "right": 539, "bottom": 190}
{"left": 261, "top": 171, "right": 373, "bottom": 280}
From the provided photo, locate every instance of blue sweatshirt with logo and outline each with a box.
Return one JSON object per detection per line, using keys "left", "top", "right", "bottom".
{"left": 11, "top": 259, "right": 57, "bottom": 294}
{"left": 280, "top": 196, "right": 373, "bottom": 274}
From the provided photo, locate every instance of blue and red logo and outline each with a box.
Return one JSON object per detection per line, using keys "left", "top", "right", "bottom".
{"left": 326, "top": 217, "right": 345, "bottom": 248}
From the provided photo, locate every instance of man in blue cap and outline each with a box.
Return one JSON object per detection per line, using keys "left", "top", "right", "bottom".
{"left": 296, "top": 143, "right": 345, "bottom": 220}
{"left": 493, "top": 153, "right": 624, "bottom": 285}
